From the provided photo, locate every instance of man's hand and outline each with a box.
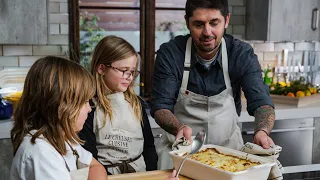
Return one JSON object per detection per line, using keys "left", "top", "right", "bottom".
{"left": 176, "top": 125, "right": 192, "bottom": 142}
{"left": 253, "top": 130, "right": 274, "bottom": 149}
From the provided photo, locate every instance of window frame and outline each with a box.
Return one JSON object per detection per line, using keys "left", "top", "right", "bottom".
{"left": 69, "top": 0, "right": 185, "bottom": 98}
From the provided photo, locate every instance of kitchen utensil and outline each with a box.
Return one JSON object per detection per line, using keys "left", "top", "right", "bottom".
{"left": 175, "top": 130, "right": 206, "bottom": 177}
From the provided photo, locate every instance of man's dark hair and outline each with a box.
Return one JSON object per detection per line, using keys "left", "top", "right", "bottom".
{"left": 185, "top": 0, "right": 229, "bottom": 21}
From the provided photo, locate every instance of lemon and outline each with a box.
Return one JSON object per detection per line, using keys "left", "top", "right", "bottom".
{"left": 296, "top": 91, "right": 305, "bottom": 98}
{"left": 305, "top": 90, "right": 312, "bottom": 96}
{"left": 278, "top": 82, "right": 287, "bottom": 87}
{"left": 309, "top": 87, "right": 317, "bottom": 94}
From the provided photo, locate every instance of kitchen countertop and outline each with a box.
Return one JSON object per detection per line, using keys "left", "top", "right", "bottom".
{"left": 2, "top": 102, "right": 320, "bottom": 138}
{"left": 148, "top": 102, "right": 320, "bottom": 128}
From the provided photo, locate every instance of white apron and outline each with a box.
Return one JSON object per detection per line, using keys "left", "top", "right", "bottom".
{"left": 158, "top": 37, "right": 244, "bottom": 170}
{"left": 93, "top": 92, "right": 146, "bottom": 174}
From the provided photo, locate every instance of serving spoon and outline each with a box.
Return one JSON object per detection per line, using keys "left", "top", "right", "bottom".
{"left": 175, "top": 130, "right": 206, "bottom": 177}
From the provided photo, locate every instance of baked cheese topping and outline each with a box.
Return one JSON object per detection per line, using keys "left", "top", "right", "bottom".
{"left": 186, "top": 148, "right": 260, "bottom": 172}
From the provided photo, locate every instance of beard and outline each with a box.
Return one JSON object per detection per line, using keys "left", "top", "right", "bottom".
{"left": 197, "top": 35, "right": 221, "bottom": 53}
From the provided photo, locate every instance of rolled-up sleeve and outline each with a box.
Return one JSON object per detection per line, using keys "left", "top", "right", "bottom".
{"left": 240, "top": 48, "right": 274, "bottom": 116}
{"left": 151, "top": 46, "right": 182, "bottom": 117}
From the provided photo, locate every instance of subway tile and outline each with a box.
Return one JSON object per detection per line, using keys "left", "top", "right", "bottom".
{"left": 60, "top": 3, "right": 68, "bottom": 13}
{"left": 315, "top": 42, "right": 320, "bottom": 51}
{"left": 229, "top": 15, "right": 245, "bottom": 25}
{"left": 3, "top": 46, "right": 32, "bottom": 56}
{"left": 49, "top": 2, "right": 59, "bottom": 13}
{"left": 229, "top": 0, "right": 244, "bottom": 6}
{"left": 233, "top": 25, "right": 245, "bottom": 34}
{"left": 255, "top": 52, "right": 264, "bottom": 62}
{"left": 33, "top": 46, "right": 61, "bottom": 56}
{"left": 263, "top": 52, "right": 282, "bottom": 61}
{"left": 50, "top": 0, "right": 67, "bottom": 2}
{"left": 295, "top": 42, "right": 315, "bottom": 51}
{"left": 19, "top": 56, "right": 43, "bottom": 66}
{"left": 253, "top": 43, "right": 274, "bottom": 52}
{"left": 50, "top": 24, "right": 60, "bottom": 34}
{"left": 274, "top": 43, "right": 295, "bottom": 52}
{"left": 48, "top": 35, "right": 69, "bottom": 45}
{"left": 233, "top": 6, "right": 246, "bottom": 15}
{"left": 0, "top": 56, "right": 19, "bottom": 66}
{"left": 50, "top": 13, "right": 69, "bottom": 24}
{"left": 226, "top": 25, "right": 233, "bottom": 34}
{"left": 60, "top": 24, "right": 69, "bottom": 34}
{"left": 228, "top": 6, "right": 233, "bottom": 14}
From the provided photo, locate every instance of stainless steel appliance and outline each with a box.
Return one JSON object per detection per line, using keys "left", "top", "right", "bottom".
{"left": 242, "top": 118, "right": 314, "bottom": 167}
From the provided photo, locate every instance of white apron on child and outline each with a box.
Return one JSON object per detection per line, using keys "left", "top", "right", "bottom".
{"left": 93, "top": 92, "right": 146, "bottom": 174}
{"left": 158, "top": 37, "right": 244, "bottom": 170}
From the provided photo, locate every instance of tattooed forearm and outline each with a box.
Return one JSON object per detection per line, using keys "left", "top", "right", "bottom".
{"left": 253, "top": 105, "right": 275, "bottom": 135}
{"left": 154, "top": 109, "right": 185, "bottom": 136}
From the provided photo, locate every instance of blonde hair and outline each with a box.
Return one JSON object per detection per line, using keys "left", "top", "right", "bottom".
{"left": 91, "top": 35, "right": 142, "bottom": 126}
{"left": 11, "top": 56, "right": 96, "bottom": 155}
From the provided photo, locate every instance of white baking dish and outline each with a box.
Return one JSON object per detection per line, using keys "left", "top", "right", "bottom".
{"left": 169, "top": 144, "right": 276, "bottom": 180}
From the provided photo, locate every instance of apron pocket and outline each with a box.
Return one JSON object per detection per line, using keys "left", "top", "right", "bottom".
{"left": 221, "top": 126, "right": 244, "bottom": 150}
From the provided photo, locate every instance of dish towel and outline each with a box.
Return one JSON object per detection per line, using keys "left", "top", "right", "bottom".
{"left": 240, "top": 142, "right": 284, "bottom": 180}
{"left": 172, "top": 137, "right": 192, "bottom": 151}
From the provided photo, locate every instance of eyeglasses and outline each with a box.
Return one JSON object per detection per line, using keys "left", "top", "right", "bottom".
{"left": 106, "top": 64, "right": 140, "bottom": 79}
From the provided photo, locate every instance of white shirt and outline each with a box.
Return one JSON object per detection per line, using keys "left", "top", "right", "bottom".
{"left": 10, "top": 131, "right": 92, "bottom": 180}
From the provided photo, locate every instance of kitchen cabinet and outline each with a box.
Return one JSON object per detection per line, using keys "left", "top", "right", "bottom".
{"left": 246, "top": 0, "right": 320, "bottom": 41}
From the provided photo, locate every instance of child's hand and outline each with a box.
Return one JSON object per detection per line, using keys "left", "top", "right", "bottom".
{"left": 166, "top": 170, "right": 179, "bottom": 180}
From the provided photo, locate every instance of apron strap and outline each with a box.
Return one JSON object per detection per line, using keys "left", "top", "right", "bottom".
{"left": 221, "top": 38, "right": 231, "bottom": 89}
{"left": 181, "top": 37, "right": 192, "bottom": 90}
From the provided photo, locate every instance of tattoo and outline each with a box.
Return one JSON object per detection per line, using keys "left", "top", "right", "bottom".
{"left": 154, "top": 109, "right": 184, "bottom": 136}
{"left": 253, "top": 105, "right": 275, "bottom": 135}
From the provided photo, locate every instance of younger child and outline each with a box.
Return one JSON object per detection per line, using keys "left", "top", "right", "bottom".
{"left": 79, "top": 36, "right": 157, "bottom": 174}
{"left": 10, "top": 56, "right": 108, "bottom": 180}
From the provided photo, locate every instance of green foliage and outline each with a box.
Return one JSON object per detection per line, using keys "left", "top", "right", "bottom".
{"left": 80, "top": 12, "right": 105, "bottom": 70}
{"left": 270, "top": 77, "right": 313, "bottom": 95}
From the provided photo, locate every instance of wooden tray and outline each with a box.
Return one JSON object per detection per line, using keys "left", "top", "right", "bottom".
{"left": 270, "top": 94, "right": 320, "bottom": 107}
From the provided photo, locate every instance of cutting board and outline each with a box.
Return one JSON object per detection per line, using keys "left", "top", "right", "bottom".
{"left": 270, "top": 94, "right": 320, "bottom": 107}
{"left": 108, "top": 169, "right": 191, "bottom": 180}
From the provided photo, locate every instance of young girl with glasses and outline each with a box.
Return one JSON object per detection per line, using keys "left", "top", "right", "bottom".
{"left": 79, "top": 35, "right": 158, "bottom": 175}
{"left": 10, "top": 56, "right": 108, "bottom": 180}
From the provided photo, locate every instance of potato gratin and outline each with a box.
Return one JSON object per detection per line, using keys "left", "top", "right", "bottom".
{"left": 186, "top": 148, "right": 260, "bottom": 172}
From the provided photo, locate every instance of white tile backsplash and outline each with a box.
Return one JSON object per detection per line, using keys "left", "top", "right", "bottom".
{"left": 60, "top": 3, "right": 68, "bottom": 13}
{"left": 50, "top": 13, "right": 69, "bottom": 24}
{"left": 0, "top": 57, "right": 19, "bottom": 66}
{"left": 3, "top": 46, "right": 32, "bottom": 56}
{"left": 60, "top": 24, "right": 69, "bottom": 34}
{"left": 50, "top": 24, "right": 60, "bottom": 34}
{"left": 33, "top": 46, "right": 60, "bottom": 56}
{"left": 49, "top": 2, "right": 59, "bottom": 13}
{"left": 295, "top": 42, "right": 315, "bottom": 51}
{"left": 19, "top": 56, "right": 42, "bottom": 67}
{"left": 253, "top": 43, "right": 275, "bottom": 52}
{"left": 48, "top": 35, "right": 69, "bottom": 45}
{"left": 274, "top": 43, "right": 295, "bottom": 52}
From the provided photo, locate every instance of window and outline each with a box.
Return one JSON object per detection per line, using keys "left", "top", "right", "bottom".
{"left": 71, "top": 0, "right": 188, "bottom": 98}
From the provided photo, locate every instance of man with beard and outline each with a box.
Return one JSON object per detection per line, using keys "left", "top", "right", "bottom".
{"left": 151, "top": 0, "right": 276, "bottom": 169}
